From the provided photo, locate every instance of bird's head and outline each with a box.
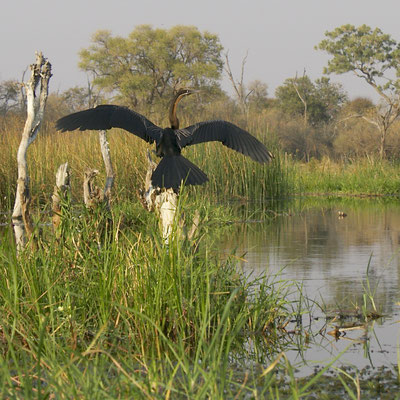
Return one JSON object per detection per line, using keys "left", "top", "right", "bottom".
{"left": 169, "top": 88, "right": 199, "bottom": 129}
{"left": 175, "top": 88, "right": 199, "bottom": 98}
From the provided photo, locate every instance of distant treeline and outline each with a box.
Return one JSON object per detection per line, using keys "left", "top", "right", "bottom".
{"left": 2, "top": 23, "right": 400, "bottom": 161}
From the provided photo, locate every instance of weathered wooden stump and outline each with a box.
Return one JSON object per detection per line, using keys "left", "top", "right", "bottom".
{"left": 12, "top": 52, "right": 52, "bottom": 252}
{"left": 52, "top": 162, "right": 70, "bottom": 233}
{"left": 139, "top": 151, "right": 200, "bottom": 243}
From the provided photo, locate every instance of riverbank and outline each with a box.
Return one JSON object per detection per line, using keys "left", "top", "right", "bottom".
{"left": 292, "top": 157, "right": 400, "bottom": 196}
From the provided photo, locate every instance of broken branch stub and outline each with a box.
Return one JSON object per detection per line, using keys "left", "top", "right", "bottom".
{"left": 98, "top": 130, "right": 115, "bottom": 206}
{"left": 139, "top": 151, "right": 200, "bottom": 244}
{"left": 52, "top": 162, "right": 70, "bottom": 232}
{"left": 83, "top": 169, "right": 103, "bottom": 208}
{"left": 155, "top": 188, "right": 178, "bottom": 243}
{"left": 12, "top": 52, "right": 52, "bottom": 252}
{"left": 137, "top": 151, "right": 177, "bottom": 242}
{"left": 138, "top": 150, "right": 159, "bottom": 211}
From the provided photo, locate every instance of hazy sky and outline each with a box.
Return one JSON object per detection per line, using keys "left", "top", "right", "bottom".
{"left": 2, "top": 0, "right": 400, "bottom": 101}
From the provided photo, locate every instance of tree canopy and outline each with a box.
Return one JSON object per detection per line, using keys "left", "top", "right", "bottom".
{"left": 275, "top": 75, "right": 347, "bottom": 125}
{"left": 317, "top": 24, "right": 400, "bottom": 96}
{"left": 79, "top": 25, "right": 224, "bottom": 112}
{"left": 0, "top": 80, "right": 22, "bottom": 115}
{"left": 317, "top": 24, "right": 400, "bottom": 158}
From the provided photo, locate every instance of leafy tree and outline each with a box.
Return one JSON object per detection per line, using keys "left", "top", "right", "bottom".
{"left": 275, "top": 75, "right": 346, "bottom": 125}
{"left": 334, "top": 97, "right": 377, "bottom": 158}
{"left": 317, "top": 24, "right": 400, "bottom": 158}
{"left": 0, "top": 80, "right": 23, "bottom": 115}
{"left": 79, "top": 25, "right": 224, "bottom": 113}
{"left": 247, "top": 80, "right": 269, "bottom": 111}
{"left": 61, "top": 84, "right": 104, "bottom": 112}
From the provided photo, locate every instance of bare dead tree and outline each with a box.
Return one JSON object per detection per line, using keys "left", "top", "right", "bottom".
{"left": 12, "top": 52, "right": 52, "bottom": 252}
{"left": 291, "top": 70, "right": 308, "bottom": 127}
{"left": 52, "top": 162, "right": 70, "bottom": 234}
{"left": 224, "top": 51, "right": 253, "bottom": 119}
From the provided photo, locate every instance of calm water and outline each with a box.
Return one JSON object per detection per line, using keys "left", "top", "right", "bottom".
{"left": 221, "top": 197, "right": 400, "bottom": 373}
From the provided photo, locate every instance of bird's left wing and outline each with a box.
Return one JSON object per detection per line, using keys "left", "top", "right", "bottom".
{"left": 176, "top": 120, "right": 273, "bottom": 163}
{"left": 56, "top": 105, "right": 163, "bottom": 143}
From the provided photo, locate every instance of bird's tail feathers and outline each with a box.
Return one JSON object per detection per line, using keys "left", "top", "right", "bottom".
{"left": 151, "top": 155, "right": 208, "bottom": 190}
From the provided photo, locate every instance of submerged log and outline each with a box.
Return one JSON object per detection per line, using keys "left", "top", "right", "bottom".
{"left": 12, "top": 52, "right": 52, "bottom": 252}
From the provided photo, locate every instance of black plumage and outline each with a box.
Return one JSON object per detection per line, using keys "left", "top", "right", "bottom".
{"left": 56, "top": 89, "right": 273, "bottom": 190}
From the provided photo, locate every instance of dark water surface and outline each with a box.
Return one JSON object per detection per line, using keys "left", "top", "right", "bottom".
{"left": 221, "top": 197, "right": 400, "bottom": 374}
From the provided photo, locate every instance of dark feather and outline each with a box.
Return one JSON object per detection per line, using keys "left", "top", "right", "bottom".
{"left": 176, "top": 120, "right": 273, "bottom": 163}
{"left": 151, "top": 155, "right": 208, "bottom": 190}
{"left": 56, "top": 105, "right": 162, "bottom": 144}
{"left": 56, "top": 98, "right": 273, "bottom": 190}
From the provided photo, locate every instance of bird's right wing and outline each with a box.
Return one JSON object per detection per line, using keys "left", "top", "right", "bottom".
{"left": 176, "top": 120, "right": 273, "bottom": 163}
{"left": 56, "top": 105, "right": 163, "bottom": 143}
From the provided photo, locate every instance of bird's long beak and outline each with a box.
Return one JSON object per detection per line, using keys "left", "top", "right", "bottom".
{"left": 186, "top": 88, "right": 200, "bottom": 96}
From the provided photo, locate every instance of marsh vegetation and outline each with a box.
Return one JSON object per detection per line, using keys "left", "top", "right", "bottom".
{"left": 1, "top": 22, "right": 400, "bottom": 398}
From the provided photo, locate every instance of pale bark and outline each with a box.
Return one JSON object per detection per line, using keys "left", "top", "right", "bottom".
{"left": 12, "top": 52, "right": 52, "bottom": 252}
{"left": 138, "top": 151, "right": 200, "bottom": 243}
{"left": 81, "top": 130, "right": 115, "bottom": 208}
{"left": 83, "top": 169, "right": 102, "bottom": 208}
{"left": 291, "top": 71, "right": 308, "bottom": 127}
{"left": 52, "top": 162, "right": 70, "bottom": 232}
{"left": 98, "top": 130, "right": 115, "bottom": 206}
{"left": 155, "top": 188, "right": 178, "bottom": 243}
{"left": 224, "top": 52, "right": 252, "bottom": 119}
{"left": 139, "top": 150, "right": 158, "bottom": 211}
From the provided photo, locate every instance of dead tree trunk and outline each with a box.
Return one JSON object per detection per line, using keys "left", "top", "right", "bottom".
{"left": 138, "top": 151, "right": 201, "bottom": 244}
{"left": 155, "top": 188, "right": 178, "bottom": 243}
{"left": 291, "top": 72, "right": 308, "bottom": 127}
{"left": 137, "top": 151, "right": 178, "bottom": 243}
{"left": 52, "top": 162, "right": 70, "bottom": 234}
{"left": 224, "top": 52, "right": 252, "bottom": 121}
{"left": 99, "top": 130, "right": 114, "bottom": 207}
{"left": 139, "top": 150, "right": 158, "bottom": 211}
{"left": 83, "top": 169, "right": 102, "bottom": 207}
{"left": 82, "top": 130, "right": 115, "bottom": 208}
{"left": 12, "top": 52, "right": 52, "bottom": 252}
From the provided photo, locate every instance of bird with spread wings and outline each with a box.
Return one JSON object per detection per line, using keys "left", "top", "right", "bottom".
{"left": 56, "top": 89, "right": 273, "bottom": 190}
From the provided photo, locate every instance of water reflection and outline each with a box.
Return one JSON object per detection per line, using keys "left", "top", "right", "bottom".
{"left": 221, "top": 197, "right": 400, "bottom": 371}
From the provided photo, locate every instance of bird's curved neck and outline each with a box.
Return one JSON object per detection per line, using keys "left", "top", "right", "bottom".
{"left": 169, "top": 92, "right": 186, "bottom": 129}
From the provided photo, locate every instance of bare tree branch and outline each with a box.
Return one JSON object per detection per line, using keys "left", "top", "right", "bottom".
{"left": 291, "top": 70, "right": 308, "bottom": 127}
{"left": 224, "top": 51, "right": 250, "bottom": 118}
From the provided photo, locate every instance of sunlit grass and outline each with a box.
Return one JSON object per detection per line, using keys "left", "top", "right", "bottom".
{"left": 294, "top": 156, "right": 400, "bottom": 195}
{"left": 1, "top": 113, "right": 400, "bottom": 397}
{"left": 0, "top": 196, "right": 300, "bottom": 398}
{"left": 0, "top": 114, "right": 292, "bottom": 210}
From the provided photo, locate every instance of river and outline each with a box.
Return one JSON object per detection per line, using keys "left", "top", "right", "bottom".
{"left": 221, "top": 197, "right": 400, "bottom": 374}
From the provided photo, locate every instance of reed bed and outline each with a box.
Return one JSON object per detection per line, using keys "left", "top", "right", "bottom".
{"left": 294, "top": 156, "right": 400, "bottom": 196}
{"left": 1, "top": 113, "right": 399, "bottom": 397}
{"left": 0, "top": 114, "right": 292, "bottom": 211}
{"left": 0, "top": 197, "right": 299, "bottom": 398}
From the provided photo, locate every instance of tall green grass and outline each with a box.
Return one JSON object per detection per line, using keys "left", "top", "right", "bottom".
{"left": 3, "top": 113, "right": 400, "bottom": 214}
{"left": 294, "top": 156, "right": 400, "bottom": 195}
{"left": 0, "top": 114, "right": 293, "bottom": 211}
{"left": 0, "top": 197, "right": 299, "bottom": 398}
